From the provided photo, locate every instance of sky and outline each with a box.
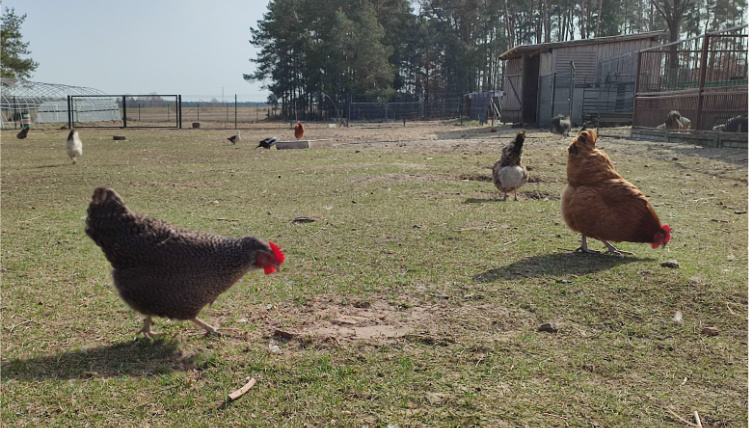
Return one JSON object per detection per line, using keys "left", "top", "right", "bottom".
{"left": 3, "top": 0, "right": 271, "bottom": 102}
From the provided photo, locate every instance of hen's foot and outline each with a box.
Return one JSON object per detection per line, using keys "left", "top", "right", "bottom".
{"left": 573, "top": 236, "right": 601, "bottom": 254}
{"left": 191, "top": 318, "right": 222, "bottom": 337}
{"left": 136, "top": 316, "right": 159, "bottom": 338}
{"left": 602, "top": 240, "right": 635, "bottom": 257}
{"left": 574, "top": 246, "right": 602, "bottom": 254}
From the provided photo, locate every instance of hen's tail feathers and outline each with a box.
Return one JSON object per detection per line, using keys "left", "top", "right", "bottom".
{"left": 514, "top": 131, "right": 525, "bottom": 146}
{"left": 85, "top": 187, "right": 131, "bottom": 242}
{"left": 90, "top": 187, "right": 126, "bottom": 211}
{"left": 510, "top": 131, "right": 525, "bottom": 153}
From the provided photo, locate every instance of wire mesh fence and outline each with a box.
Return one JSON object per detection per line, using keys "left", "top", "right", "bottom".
{"left": 634, "top": 25, "right": 748, "bottom": 131}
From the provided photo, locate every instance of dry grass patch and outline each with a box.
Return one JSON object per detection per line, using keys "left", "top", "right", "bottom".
{"left": 2, "top": 122, "right": 746, "bottom": 427}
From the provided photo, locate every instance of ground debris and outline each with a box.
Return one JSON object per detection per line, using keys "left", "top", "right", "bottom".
{"left": 537, "top": 322, "right": 559, "bottom": 333}
{"left": 292, "top": 216, "right": 316, "bottom": 223}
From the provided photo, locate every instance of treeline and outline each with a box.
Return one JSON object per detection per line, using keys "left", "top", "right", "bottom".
{"left": 246, "top": 0, "right": 746, "bottom": 119}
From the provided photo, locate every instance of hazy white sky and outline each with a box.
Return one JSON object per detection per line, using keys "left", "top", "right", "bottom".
{"left": 3, "top": 0, "right": 271, "bottom": 101}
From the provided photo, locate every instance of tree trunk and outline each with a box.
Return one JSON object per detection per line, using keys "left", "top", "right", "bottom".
{"left": 504, "top": 0, "right": 514, "bottom": 48}
{"left": 595, "top": 0, "right": 603, "bottom": 37}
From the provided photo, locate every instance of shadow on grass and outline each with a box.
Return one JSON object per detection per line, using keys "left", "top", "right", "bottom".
{"left": 1, "top": 339, "right": 193, "bottom": 381}
{"left": 464, "top": 197, "right": 502, "bottom": 204}
{"left": 474, "top": 252, "right": 653, "bottom": 282}
{"left": 33, "top": 164, "right": 66, "bottom": 169}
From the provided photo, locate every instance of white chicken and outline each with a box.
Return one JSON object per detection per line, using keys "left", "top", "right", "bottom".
{"left": 66, "top": 130, "right": 83, "bottom": 164}
{"left": 492, "top": 131, "right": 529, "bottom": 201}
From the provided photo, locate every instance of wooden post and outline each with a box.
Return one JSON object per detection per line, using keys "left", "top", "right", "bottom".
{"left": 633, "top": 51, "right": 643, "bottom": 128}
{"left": 123, "top": 96, "right": 127, "bottom": 128}
{"left": 695, "top": 33, "right": 710, "bottom": 131}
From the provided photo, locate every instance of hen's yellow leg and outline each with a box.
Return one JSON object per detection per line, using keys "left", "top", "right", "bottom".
{"left": 191, "top": 317, "right": 221, "bottom": 336}
{"left": 136, "top": 316, "right": 159, "bottom": 338}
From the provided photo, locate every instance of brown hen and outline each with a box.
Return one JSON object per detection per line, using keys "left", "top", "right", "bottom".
{"left": 294, "top": 121, "right": 305, "bottom": 139}
{"left": 561, "top": 130, "right": 671, "bottom": 255}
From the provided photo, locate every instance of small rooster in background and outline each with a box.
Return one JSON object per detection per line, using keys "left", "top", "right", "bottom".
{"left": 662, "top": 110, "right": 691, "bottom": 130}
{"left": 552, "top": 114, "right": 571, "bottom": 136}
{"left": 85, "top": 187, "right": 285, "bottom": 337}
{"left": 294, "top": 121, "right": 305, "bottom": 139}
{"left": 66, "top": 130, "right": 83, "bottom": 164}
{"left": 561, "top": 129, "right": 671, "bottom": 255}
{"left": 492, "top": 131, "right": 529, "bottom": 201}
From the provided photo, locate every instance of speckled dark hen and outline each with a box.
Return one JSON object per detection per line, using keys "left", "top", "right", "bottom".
{"left": 85, "top": 187, "right": 284, "bottom": 337}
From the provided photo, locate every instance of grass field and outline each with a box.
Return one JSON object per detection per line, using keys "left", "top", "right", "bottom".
{"left": 2, "top": 122, "right": 747, "bottom": 427}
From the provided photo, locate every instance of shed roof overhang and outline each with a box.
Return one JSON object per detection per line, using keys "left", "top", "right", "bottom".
{"left": 499, "top": 31, "right": 667, "bottom": 60}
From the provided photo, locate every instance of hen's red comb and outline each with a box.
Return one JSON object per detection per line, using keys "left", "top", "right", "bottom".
{"left": 264, "top": 242, "right": 285, "bottom": 274}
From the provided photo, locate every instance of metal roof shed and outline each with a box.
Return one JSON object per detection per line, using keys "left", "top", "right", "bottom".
{"left": 499, "top": 31, "right": 665, "bottom": 127}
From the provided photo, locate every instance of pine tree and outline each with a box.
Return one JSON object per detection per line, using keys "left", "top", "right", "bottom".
{"left": 1, "top": 7, "right": 38, "bottom": 79}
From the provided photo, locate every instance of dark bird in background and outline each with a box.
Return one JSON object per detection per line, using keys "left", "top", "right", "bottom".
{"left": 85, "top": 187, "right": 285, "bottom": 337}
{"left": 228, "top": 130, "right": 241, "bottom": 144}
{"left": 492, "top": 131, "right": 529, "bottom": 201}
{"left": 552, "top": 114, "right": 571, "bottom": 136}
{"left": 713, "top": 114, "right": 748, "bottom": 132}
{"left": 256, "top": 134, "right": 284, "bottom": 149}
{"left": 16, "top": 127, "right": 29, "bottom": 139}
{"left": 294, "top": 121, "right": 305, "bottom": 139}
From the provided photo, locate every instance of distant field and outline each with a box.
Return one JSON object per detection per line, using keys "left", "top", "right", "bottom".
{"left": 1, "top": 122, "right": 746, "bottom": 427}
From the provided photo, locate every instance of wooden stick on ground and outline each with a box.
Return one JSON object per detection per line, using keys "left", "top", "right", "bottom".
{"left": 228, "top": 378, "right": 257, "bottom": 401}
{"left": 694, "top": 411, "right": 703, "bottom": 428}
{"left": 664, "top": 408, "right": 698, "bottom": 427}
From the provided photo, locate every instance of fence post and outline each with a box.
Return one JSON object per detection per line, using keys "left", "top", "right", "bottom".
{"left": 123, "top": 96, "right": 127, "bottom": 128}
{"left": 178, "top": 95, "right": 182, "bottom": 129}
{"left": 633, "top": 51, "right": 643, "bottom": 127}
{"left": 234, "top": 94, "right": 238, "bottom": 129}
{"left": 67, "top": 96, "right": 72, "bottom": 130}
{"left": 551, "top": 73, "right": 556, "bottom": 116}
{"left": 569, "top": 61, "right": 576, "bottom": 119}
{"left": 13, "top": 96, "right": 18, "bottom": 129}
{"left": 695, "top": 33, "right": 710, "bottom": 130}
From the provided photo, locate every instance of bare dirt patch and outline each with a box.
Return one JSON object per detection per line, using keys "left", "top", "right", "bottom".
{"left": 248, "top": 297, "right": 536, "bottom": 345}
{"left": 235, "top": 296, "right": 538, "bottom": 347}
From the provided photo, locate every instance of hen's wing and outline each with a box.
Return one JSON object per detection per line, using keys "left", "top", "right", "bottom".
{"left": 563, "top": 179, "right": 661, "bottom": 243}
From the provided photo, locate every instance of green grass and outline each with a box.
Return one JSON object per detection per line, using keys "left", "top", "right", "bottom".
{"left": 2, "top": 123, "right": 746, "bottom": 427}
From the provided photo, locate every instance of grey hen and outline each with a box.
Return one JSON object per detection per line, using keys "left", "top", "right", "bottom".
{"left": 85, "top": 187, "right": 285, "bottom": 337}
{"left": 552, "top": 114, "right": 571, "bottom": 136}
{"left": 492, "top": 131, "right": 529, "bottom": 201}
{"left": 719, "top": 114, "right": 748, "bottom": 132}
{"left": 664, "top": 110, "right": 691, "bottom": 129}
